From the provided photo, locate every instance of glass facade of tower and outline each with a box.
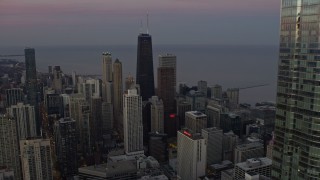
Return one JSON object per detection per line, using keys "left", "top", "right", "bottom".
{"left": 272, "top": 0, "right": 320, "bottom": 179}
{"left": 25, "top": 48, "right": 40, "bottom": 135}
{"left": 136, "top": 33, "right": 155, "bottom": 101}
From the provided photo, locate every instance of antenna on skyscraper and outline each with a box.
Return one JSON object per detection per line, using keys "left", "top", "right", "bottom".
{"left": 140, "top": 20, "right": 143, "bottom": 33}
{"left": 147, "top": 13, "right": 149, "bottom": 34}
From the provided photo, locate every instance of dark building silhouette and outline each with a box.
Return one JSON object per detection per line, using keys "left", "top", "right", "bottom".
{"left": 148, "top": 132, "right": 168, "bottom": 163}
{"left": 158, "top": 67, "right": 176, "bottom": 136}
{"left": 25, "top": 48, "right": 40, "bottom": 135}
{"left": 54, "top": 118, "right": 78, "bottom": 179}
{"left": 136, "top": 33, "right": 155, "bottom": 101}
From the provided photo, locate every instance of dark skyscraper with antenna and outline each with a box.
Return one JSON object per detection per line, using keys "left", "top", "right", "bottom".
{"left": 136, "top": 21, "right": 155, "bottom": 101}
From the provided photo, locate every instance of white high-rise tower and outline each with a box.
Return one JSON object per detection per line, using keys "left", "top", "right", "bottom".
{"left": 123, "top": 88, "right": 144, "bottom": 155}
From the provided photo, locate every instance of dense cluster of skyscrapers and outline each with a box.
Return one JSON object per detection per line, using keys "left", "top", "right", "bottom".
{"left": 0, "top": 0, "right": 319, "bottom": 179}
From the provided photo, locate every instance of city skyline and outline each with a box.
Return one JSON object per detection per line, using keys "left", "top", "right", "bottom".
{"left": 1, "top": 0, "right": 319, "bottom": 179}
{"left": 1, "top": 0, "right": 280, "bottom": 46}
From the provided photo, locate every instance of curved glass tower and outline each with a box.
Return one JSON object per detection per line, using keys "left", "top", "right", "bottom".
{"left": 272, "top": 0, "right": 320, "bottom": 179}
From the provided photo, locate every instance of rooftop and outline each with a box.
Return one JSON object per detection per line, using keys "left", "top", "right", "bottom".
{"left": 236, "top": 142, "right": 263, "bottom": 151}
{"left": 236, "top": 157, "right": 272, "bottom": 170}
{"left": 186, "top": 111, "right": 207, "bottom": 117}
{"left": 79, "top": 160, "right": 137, "bottom": 177}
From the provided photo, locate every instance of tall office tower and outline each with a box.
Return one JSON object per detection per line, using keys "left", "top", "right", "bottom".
{"left": 52, "top": 66, "right": 63, "bottom": 93}
{"left": 223, "top": 131, "right": 239, "bottom": 162}
{"left": 123, "top": 88, "right": 143, "bottom": 155}
{"left": 185, "top": 111, "right": 207, "bottom": 133}
{"left": 60, "top": 94, "right": 70, "bottom": 117}
{"left": 234, "top": 158, "right": 272, "bottom": 180}
{"left": 7, "top": 103, "right": 37, "bottom": 139}
{"left": 148, "top": 132, "right": 168, "bottom": 163}
{"left": 0, "top": 114, "right": 22, "bottom": 180}
{"left": 159, "top": 54, "right": 177, "bottom": 90}
{"left": 54, "top": 118, "right": 77, "bottom": 179}
{"left": 48, "top": 66, "right": 53, "bottom": 74}
{"left": 5, "top": 88, "right": 24, "bottom": 107}
{"left": 102, "top": 52, "right": 113, "bottom": 102}
{"left": 20, "top": 139, "right": 53, "bottom": 180}
{"left": 211, "top": 84, "right": 222, "bottom": 99}
{"left": 72, "top": 71, "right": 77, "bottom": 87}
{"left": 78, "top": 78, "right": 101, "bottom": 102}
{"left": 136, "top": 33, "right": 155, "bottom": 101}
{"left": 226, "top": 88, "right": 239, "bottom": 109}
{"left": 149, "top": 96, "right": 164, "bottom": 133}
{"left": 177, "top": 130, "right": 206, "bottom": 180}
{"left": 206, "top": 101, "right": 223, "bottom": 128}
{"left": 273, "top": 2, "right": 320, "bottom": 179}
{"left": 46, "top": 93, "right": 64, "bottom": 116}
{"left": 102, "top": 102, "right": 113, "bottom": 135}
{"left": 186, "top": 91, "right": 206, "bottom": 112}
{"left": 113, "top": 59, "right": 123, "bottom": 130}
{"left": 201, "top": 127, "right": 223, "bottom": 165}
{"left": 125, "top": 74, "right": 135, "bottom": 91}
{"left": 157, "top": 66, "right": 175, "bottom": 137}
{"left": 177, "top": 100, "right": 192, "bottom": 128}
{"left": 91, "top": 97, "right": 102, "bottom": 142}
{"left": 24, "top": 48, "right": 40, "bottom": 135}
{"left": 234, "top": 142, "right": 264, "bottom": 164}
{"left": 198, "top": 80, "right": 208, "bottom": 97}
{"left": 220, "top": 113, "right": 242, "bottom": 137}
{"left": 69, "top": 95, "right": 92, "bottom": 155}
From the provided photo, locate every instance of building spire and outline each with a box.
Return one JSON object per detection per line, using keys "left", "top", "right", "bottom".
{"left": 140, "top": 20, "right": 143, "bottom": 34}
{"left": 147, "top": 13, "right": 149, "bottom": 34}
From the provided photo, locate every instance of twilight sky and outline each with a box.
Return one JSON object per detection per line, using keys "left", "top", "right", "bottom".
{"left": 1, "top": 0, "right": 280, "bottom": 46}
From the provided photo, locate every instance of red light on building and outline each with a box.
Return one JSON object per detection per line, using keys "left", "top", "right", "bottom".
{"left": 183, "top": 130, "right": 192, "bottom": 137}
{"left": 169, "top": 114, "right": 176, "bottom": 118}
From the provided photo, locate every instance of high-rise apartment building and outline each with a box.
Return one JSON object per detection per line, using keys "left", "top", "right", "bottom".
{"left": 0, "top": 114, "right": 22, "bottom": 180}
{"left": 102, "top": 52, "right": 113, "bottom": 102}
{"left": 198, "top": 80, "right": 208, "bottom": 97}
{"left": 78, "top": 78, "right": 101, "bottom": 102}
{"left": 20, "top": 139, "right": 53, "bottom": 180}
{"left": 125, "top": 74, "right": 135, "bottom": 92}
{"left": 149, "top": 96, "right": 164, "bottom": 133}
{"left": 69, "top": 95, "right": 92, "bottom": 155}
{"left": 159, "top": 54, "right": 177, "bottom": 90}
{"left": 7, "top": 103, "right": 37, "bottom": 140}
{"left": 211, "top": 84, "right": 222, "bottom": 99}
{"left": 148, "top": 132, "right": 168, "bottom": 163}
{"left": 90, "top": 97, "right": 102, "bottom": 142}
{"left": 272, "top": 1, "right": 320, "bottom": 179}
{"left": 201, "top": 127, "right": 223, "bottom": 165}
{"left": 185, "top": 111, "right": 207, "bottom": 133}
{"left": 226, "top": 88, "right": 239, "bottom": 109}
{"left": 113, "top": 59, "right": 123, "bottom": 131}
{"left": 123, "top": 88, "right": 143, "bottom": 155}
{"left": 54, "top": 118, "right": 77, "bottom": 179}
{"left": 136, "top": 33, "right": 155, "bottom": 101}
{"left": 206, "top": 102, "right": 223, "bottom": 128}
{"left": 5, "top": 88, "right": 24, "bottom": 107}
{"left": 177, "top": 130, "right": 206, "bottom": 180}
{"left": 52, "top": 66, "right": 63, "bottom": 93}
{"left": 177, "top": 100, "right": 192, "bottom": 128}
{"left": 223, "top": 131, "right": 239, "bottom": 162}
{"left": 186, "top": 91, "right": 206, "bottom": 112}
{"left": 157, "top": 67, "right": 175, "bottom": 114}
{"left": 102, "top": 102, "right": 113, "bottom": 135}
{"left": 24, "top": 48, "right": 40, "bottom": 135}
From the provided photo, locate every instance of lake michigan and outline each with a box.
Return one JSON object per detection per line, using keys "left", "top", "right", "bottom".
{"left": 1, "top": 44, "right": 279, "bottom": 105}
